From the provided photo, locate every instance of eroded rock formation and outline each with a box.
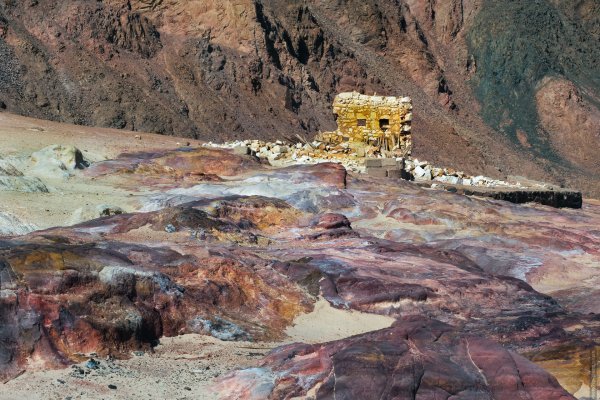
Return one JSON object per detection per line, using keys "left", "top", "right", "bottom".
{"left": 218, "top": 318, "right": 576, "bottom": 399}
{"left": 0, "top": 144, "right": 599, "bottom": 397}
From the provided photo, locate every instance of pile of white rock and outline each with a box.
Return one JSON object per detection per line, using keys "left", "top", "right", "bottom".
{"left": 406, "top": 158, "right": 521, "bottom": 188}
{"left": 203, "top": 140, "right": 364, "bottom": 172}
{"left": 203, "top": 140, "right": 547, "bottom": 190}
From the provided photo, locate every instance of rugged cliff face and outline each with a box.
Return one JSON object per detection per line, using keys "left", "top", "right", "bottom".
{"left": 0, "top": 0, "right": 598, "bottom": 195}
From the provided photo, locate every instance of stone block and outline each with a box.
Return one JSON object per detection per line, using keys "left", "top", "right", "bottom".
{"left": 233, "top": 146, "right": 249, "bottom": 156}
{"left": 271, "top": 145, "right": 288, "bottom": 154}
{"left": 367, "top": 167, "right": 388, "bottom": 178}
{"left": 365, "top": 158, "right": 383, "bottom": 167}
{"left": 381, "top": 158, "right": 397, "bottom": 167}
{"left": 432, "top": 168, "right": 444, "bottom": 178}
{"left": 414, "top": 165, "right": 432, "bottom": 181}
{"left": 387, "top": 169, "right": 402, "bottom": 179}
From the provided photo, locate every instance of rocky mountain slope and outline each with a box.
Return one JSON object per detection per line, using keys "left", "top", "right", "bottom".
{"left": 0, "top": 0, "right": 599, "bottom": 196}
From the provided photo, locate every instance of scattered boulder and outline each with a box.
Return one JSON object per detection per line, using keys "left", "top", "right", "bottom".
{"left": 97, "top": 205, "right": 124, "bottom": 217}
{"left": 435, "top": 175, "right": 462, "bottom": 185}
{"left": 29, "top": 145, "right": 89, "bottom": 179}
{"left": 188, "top": 317, "right": 251, "bottom": 341}
{"left": 313, "top": 213, "right": 351, "bottom": 230}
{"left": 164, "top": 224, "right": 177, "bottom": 233}
{"left": 472, "top": 175, "right": 488, "bottom": 185}
{"left": 413, "top": 165, "right": 432, "bottom": 181}
{"left": 85, "top": 359, "right": 100, "bottom": 370}
{"left": 0, "top": 176, "right": 49, "bottom": 193}
{"left": 69, "top": 205, "right": 124, "bottom": 225}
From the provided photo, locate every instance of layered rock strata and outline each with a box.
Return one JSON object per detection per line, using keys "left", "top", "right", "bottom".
{"left": 0, "top": 142, "right": 599, "bottom": 398}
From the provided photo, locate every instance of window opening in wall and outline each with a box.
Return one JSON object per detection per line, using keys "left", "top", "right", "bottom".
{"left": 379, "top": 118, "right": 390, "bottom": 131}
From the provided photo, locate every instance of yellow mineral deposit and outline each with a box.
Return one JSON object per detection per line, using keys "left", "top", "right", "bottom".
{"left": 317, "top": 92, "right": 413, "bottom": 157}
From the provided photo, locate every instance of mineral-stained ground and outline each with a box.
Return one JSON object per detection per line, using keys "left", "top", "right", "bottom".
{"left": 0, "top": 114, "right": 599, "bottom": 399}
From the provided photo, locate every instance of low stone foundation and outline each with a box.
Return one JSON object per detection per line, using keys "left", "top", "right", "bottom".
{"left": 419, "top": 182, "right": 582, "bottom": 209}
{"left": 365, "top": 158, "right": 412, "bottom": 180}
{"left": 365, "top": 158, "right": 582, "bottom": 209}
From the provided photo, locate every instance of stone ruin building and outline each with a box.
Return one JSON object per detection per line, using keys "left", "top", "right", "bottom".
{"left": 318, "top": 92, "right": 413, "bottom": 157}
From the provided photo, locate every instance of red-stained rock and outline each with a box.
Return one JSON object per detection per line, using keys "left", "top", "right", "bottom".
{"left": 1, "top": 147, "right": 599, "bottom": 397}
{"left": 312, "top": 213, "right": 351, "bottom": 230}
{"left": 536, "top": 77, "right": 600, "bottom": 171}
{"left": 152, "top": 147, "right": 259, "bottom": 177}
{"left": 209, "top": 196, "right": 302, "bottom": 231}
{"left": 282, "top": 163, "right": 347, "bottom": 189}
{"left": 218, "top": 317, "right": 575, "bottom": 400}
{"left": 0, "top": 239, "right": 311, "bottom": 381}
{"left": 86, "top": 147, "right": 261, "bottom": 185}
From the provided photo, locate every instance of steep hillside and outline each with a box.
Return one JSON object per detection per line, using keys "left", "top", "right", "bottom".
{"left": 468, "top": 0, "right": 600, "bottom": 169}
{"left": 0, "top": 0, "right": 598, "bottom": 195}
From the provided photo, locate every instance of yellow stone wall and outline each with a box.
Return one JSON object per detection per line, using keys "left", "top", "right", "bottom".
{"left": 320, "top": 92, "right": 413, "bottom": 156}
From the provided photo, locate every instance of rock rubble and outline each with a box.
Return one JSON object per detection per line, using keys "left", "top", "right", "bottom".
{"left": 204, "top": 140, "right": 579, "bottom": 207}
{"left": 204, "top": 140, "right": 536, "bottom": 189}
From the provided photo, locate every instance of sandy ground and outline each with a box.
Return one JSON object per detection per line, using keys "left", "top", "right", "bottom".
{"left": 1, "top": 299, "right": 394, "bottom": 400}
{"left": 0, "top": 113, "right": 201, "bottom": 160}
{"left": 0, "top": 180, "right": 141, "bottom": 232}
{"left": 0, "top": 113, "right": 203, "bottom": 232}
{"left": 285, "top": 298, "right": 394, "bottom": 344}
{"left": 1, "top": 335, "right": 266, "bottom": 400}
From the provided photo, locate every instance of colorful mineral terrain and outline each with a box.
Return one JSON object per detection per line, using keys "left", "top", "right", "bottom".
{"left": 0, "top": 115, "right": 598, "bottom": 399}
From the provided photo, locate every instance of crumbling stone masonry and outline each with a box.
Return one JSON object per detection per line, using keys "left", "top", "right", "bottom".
{"left": 365, "top": 157, "right": 411, "bottom": 180}
{"left": 317, "top": 92, "right": 412, "bottom": 157}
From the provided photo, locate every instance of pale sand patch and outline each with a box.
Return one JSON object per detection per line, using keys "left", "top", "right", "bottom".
{"left": 0, "top": 113, "right": 204, "bottom": 233}
{"left": 285, "top": 297, "right": 395, "bottom": 344}
{"left": 0, "top": 112, "right": 201, "bottom": 160}
{"left": 0, "top": 179, "right": 143, "bottom": 233}
{"left": 116, "top": 224, "right": 191, "bottom": 244}
{"left": 1, "top": 335, "right": 277, "bottom": 400}
{"left": 1, "top": 299, "right": 395, "bottom": 400}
